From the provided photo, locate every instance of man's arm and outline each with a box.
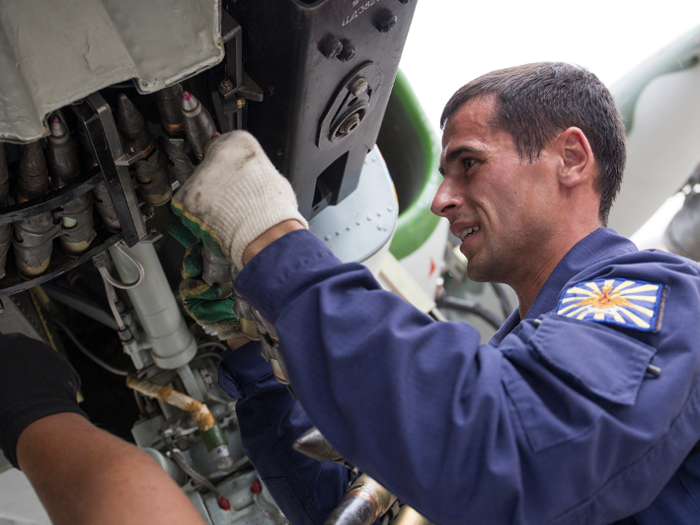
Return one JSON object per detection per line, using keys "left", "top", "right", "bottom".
{"left": 0, "top": 333, "right": 206, "bottom": 525}
{"left": 235, "top": 229, "right": 700, "bottom": 525}
{"left": 17, "top": 413, "right": 206, "bottom": 525}
{"left": 218, "top": 341, "right": 348, "bottom": 525}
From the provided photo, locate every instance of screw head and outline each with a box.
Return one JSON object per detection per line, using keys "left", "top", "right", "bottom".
{"left": 376, "top": 12, "right": 398, "bottom": 33}
{"left": 320, "top": 35, "right": 343, "bottom": 59}
{"left": 350, "top": 78, "right": 368, "bottom": 97}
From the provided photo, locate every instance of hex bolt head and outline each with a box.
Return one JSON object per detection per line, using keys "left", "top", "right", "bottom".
{"left": 376, "top": 12, "right": 398, "bottom": 33}
{"left": 320, "top": 36, "right": 344, "bottom": 59}
{"left": 350, "top": 78, "right": 368, "bottom": 97}
{"left": 219, "top": 78, "right": 234, "bottom": 94}
{"left": 339, "top": 44, "right": 356, "bottom": 62}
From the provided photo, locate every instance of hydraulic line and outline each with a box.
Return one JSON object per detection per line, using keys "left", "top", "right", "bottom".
{"left": 100, "top": 270, "right": 126, "bottom": 332}
{"left": 52, "top": 318, "right": 129, "bottom": 377}
{"left": 98, "top": 243, "right": 145, "bottom": 290}
{"left": 127, "top": 375, "right": 234, "bottom": 471}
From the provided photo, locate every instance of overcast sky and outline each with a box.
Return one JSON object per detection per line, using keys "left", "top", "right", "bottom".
{"left": 400, "top": 1, "right": 700, "bottom": 134}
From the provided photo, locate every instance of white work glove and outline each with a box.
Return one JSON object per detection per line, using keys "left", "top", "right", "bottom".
{"left": 171, "top": 131, "right": 308, "bottom": 270}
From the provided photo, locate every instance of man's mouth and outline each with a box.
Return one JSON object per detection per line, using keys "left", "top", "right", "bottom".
{"left": 459, "top": 226, "right": 480, "bottom": 242}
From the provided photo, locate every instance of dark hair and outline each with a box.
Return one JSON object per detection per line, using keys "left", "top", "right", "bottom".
{"left": 440, "top": 62, "right": 626, "bottom": 225}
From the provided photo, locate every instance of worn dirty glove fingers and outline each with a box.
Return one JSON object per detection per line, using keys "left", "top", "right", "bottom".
{"left": 179, "top": 278, "right": 244, "bottom": 340}
{"left": 0, "top": 333, "right": 87, "bottom": 469}
{"left": 181, "top": 243, "right": 204, "bottom": 280}
{"left": 166, "top": 220, "right": 199, "bottom": 250}
{"left": 171, "top": 130, "right": 307, "bottom": 270}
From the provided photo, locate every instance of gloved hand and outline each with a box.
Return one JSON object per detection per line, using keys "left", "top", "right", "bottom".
{"left": 167, "top": 221, "right": 243, "bottom": 340}
{"left": 170, "top": 130, "right": 308, "bottom": 270}
{"left": 0, "top": 333, "right": 87, "bottom": 469}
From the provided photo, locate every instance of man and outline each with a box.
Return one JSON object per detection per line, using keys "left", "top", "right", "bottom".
{"left": 2, "top": 62, "right": 700, "bottom": 524}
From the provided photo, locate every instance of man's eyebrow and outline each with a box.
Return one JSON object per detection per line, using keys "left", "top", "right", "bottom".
{"left": 439, "top": 145, "right": 486, "bottom": 175}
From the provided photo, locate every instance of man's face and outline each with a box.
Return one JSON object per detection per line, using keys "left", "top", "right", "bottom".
{"left": 432, "top": 96, "right": 561, "bottom": 285}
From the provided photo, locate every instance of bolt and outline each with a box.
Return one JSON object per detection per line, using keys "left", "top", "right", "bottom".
{"left": 376, "top": 12, "right": 398, "bottom": 33}
{"left": 236, "top": 98, "right": 246, "bottom": 109}
{"left": 320, "top": 35, "right": 343, "bottom": 59}
{"left": 339, "top": 44, "right": 356, "bottom": 62}
{"left": 219, "top": 78, "right": 234, "bottom": 94}
{"left": 350, "top": 78, "right": 368, "bottom": 97}
{"left": 340, "top": 113, "right": 361, "bottom": 135}
{"left": 275, "top": 147, "right": 284, "bottom": 156}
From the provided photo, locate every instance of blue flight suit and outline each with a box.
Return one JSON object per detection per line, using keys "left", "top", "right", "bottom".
{"left": 219, "top": 227, "right": 700, "bottom": 525}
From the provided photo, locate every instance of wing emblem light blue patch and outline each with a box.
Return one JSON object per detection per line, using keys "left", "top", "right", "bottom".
{"left": 557, "top": 278, "right": 665, "bottom": 332}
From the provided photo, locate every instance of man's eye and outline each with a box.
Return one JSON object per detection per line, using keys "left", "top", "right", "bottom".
{"left": 463, "top": 158, "right": 476, "bottom": 171}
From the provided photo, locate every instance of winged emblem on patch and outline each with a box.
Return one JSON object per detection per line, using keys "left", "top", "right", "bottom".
{"left": 556, "top": 279, "right": 665, "bottom": 332}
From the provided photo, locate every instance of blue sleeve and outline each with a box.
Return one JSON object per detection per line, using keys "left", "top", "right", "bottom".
{"left": 234, "top": 229, "right": 700, "bottom": 525}
{"left": 218, "top": 341, "right": 347, "bottom": 525}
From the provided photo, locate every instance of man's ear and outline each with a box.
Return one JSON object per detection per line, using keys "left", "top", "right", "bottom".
{"left": 557, "top": 127, "right": 595, "bottom": 188}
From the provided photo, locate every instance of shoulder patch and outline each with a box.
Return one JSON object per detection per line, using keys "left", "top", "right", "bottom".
{"left": 557, "top": 278, "right": 665, "bottom": 332}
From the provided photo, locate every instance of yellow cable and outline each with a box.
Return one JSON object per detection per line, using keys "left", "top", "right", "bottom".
{"left": 28, "top": 287, "right": 84, "bottom": 403}
{"left": 28, "top": 286, "right": 57, "bottom": 352}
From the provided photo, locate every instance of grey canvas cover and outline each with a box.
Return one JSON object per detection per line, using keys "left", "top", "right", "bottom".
{"left": 0, "top": 0, "right": 223, "bottom": 143}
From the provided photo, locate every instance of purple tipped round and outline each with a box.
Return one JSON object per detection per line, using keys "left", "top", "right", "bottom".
{"left": 180, "top": 91, "right": 218, "bottom": 159}
{"left": 49, "top": 115, "right": 69, "bottom": 143}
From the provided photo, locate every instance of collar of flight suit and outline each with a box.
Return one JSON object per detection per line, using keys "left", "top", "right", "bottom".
{"left": 489, "top": 227, "right": 637, "bottom": 346}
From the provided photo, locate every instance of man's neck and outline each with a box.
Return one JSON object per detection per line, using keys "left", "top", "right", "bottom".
{"left": 514, "top": 224, "right": 601, "bottom": 317}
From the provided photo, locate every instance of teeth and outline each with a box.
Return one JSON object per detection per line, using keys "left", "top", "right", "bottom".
{"left": 459, "top": 226, "right": 480, "bottom": 241}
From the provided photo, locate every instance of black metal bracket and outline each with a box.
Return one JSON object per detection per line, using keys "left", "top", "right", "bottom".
{"left": 0, "top": 226, "right": 124, "bottom": 297}
{"left": 212, "top": 10, "right": 264, "bottom": 134}
{"left": 0, "top": 170, "right": 102, "bottom": 225}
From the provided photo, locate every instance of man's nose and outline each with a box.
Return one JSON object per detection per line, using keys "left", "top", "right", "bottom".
{"left": 431, "top": 178, "right": 462, "bottom": 217}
